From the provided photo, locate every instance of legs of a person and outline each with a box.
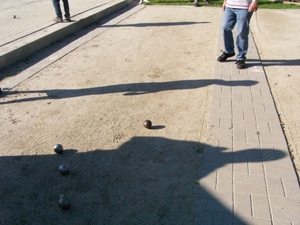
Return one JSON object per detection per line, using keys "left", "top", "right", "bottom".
{"left": 235, "top": 9, "right": 252, "bottom": 60}
{"left": 222, "top": 7, "right": 237, "bottom": 54}
{"left": 62, "top": 0, "right": 70, "bottom": 18}
{"left": 52, "top": 0, "right": 62, "bottom": 19}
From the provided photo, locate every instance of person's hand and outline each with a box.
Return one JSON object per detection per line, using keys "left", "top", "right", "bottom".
{"left": 248, "top": 2, "right": 258, "bottom": 12}
{"left": 222, "top": 2, "right": 226, "bottom": 11}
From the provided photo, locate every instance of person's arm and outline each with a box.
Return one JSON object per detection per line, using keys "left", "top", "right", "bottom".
{"left": 222, "top": 0, "right": 226, "bottom": 11}
{"left": 248, "top": 0, "right": 258, "bottom": 12}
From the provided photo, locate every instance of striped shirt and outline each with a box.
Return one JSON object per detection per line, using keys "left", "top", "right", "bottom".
{"left": 226, "top": 0, "right": 252, "bottom": 9}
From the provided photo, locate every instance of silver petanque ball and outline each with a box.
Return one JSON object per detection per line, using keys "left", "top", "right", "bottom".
{"left": 58, "top": 195, "right": 70, "bottom": 209}
{"left": 59, "top": 164, "right": 69, "bottom": 175}
{"left": 143, "top": 120, "right": 152, "bottom": 129}
{"left": 54, "top": 144, "right": 63, "bottom": 154}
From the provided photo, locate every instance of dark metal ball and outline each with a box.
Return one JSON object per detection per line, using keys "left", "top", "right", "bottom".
{"left": 143, "top": 120, "right": 152, "bottom": 129}
{"left": 59, "top": 164, "right": 69, "bottom": 175}
{"left": 58, "top": 195, "right": 70, "bottom": 209}
{"left": 54, "top": 144, "right": 63, "bottom": 154}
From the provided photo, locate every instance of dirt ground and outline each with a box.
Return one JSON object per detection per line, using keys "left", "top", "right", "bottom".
{"left": 1, "top": 5, "right": 300, "bottom": 224}
{"left": 0, "top": 6, "right": 218, "bottom": 224}
{"left": 250, "top": 9, "right": 300, "bottom": 180}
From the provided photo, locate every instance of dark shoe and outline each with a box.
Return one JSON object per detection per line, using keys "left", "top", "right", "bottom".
{"left": 194, "top": 3, "right": 198, "bottom": 6}
{"left": 65, "top": 17, "right": 71, "bottom": 22}
{"left": 53, "top": 17, "right": 63, "bottom": 23}
{"left": 236, "top": 60, "right": 246, "bottom": 69}
{"left": 217, "top": 51, "right": 235, "bottom": 62}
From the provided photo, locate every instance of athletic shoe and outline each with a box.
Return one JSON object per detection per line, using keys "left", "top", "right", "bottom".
{"left": 194, "top": 3, "right": 198, "bottom": 6}
{"left": 65, "top": 17, "right": 71, "bottom": 22}
{"left": 236, "top": 60, "right": 246, "bottom": 69}
{"left": 217, "top": 51, "right": 235, "bottom": 62}
{"left": 53, "top": 17, "right": 63, "bottom": 23}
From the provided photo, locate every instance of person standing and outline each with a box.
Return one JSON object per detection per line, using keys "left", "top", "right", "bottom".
{"left": 217, "top": 0, "right": 258, "bottom": 69}
{"left": 194, "top": 0, "right": 209, "bottom": 7}
{"left": 52, "top": 0, "right": 71, "bottom": 23}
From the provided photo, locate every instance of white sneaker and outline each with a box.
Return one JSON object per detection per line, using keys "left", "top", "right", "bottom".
{"left": 139, "top": 0, "right": 150, "bottom": 4}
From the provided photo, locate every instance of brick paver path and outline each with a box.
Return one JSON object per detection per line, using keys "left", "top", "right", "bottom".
{"left": 196, "top": 30, "right": 300, "bottom": 225}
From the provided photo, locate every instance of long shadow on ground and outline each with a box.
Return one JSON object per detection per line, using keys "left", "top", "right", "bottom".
{"left": 0, "top": 79, "right": 258, "bottom": 104}
{"left": 0, "top": 136, "right": 286, "bottom": 224}
{"left": 0, "top": 0, "right": 208, "bottom": 83}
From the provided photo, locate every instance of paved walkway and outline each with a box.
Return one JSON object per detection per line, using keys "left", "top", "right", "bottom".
{"left": 0, "top": 0, "right": 114, "bottom": 45}
{"left": 196, "top": 30, "right": 300, "bottom": 224}
{"left": 0, "top": 1, "right": 299, "bottom": 224}
{"left": 0, "top": 0, "right": 132, "bottom": 70}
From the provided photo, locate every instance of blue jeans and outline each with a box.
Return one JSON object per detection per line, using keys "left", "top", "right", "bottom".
{"left": 52, "top": 0, "right": 70, "bottom": 19}
{"left": 222, "top": 7, "right": 252, "bottom": 61}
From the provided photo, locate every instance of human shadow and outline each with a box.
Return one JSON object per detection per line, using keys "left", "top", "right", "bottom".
{"left": 101, "top": 21, "right": 209, "bottom": 28}
{"left": 0, "top": 79, "right": 258, "bottom": 104}
{"left": 0, "top": 136, "right": 286, "bottom": 224}
{"left": 247, "top": 58, "right": 300, "bottom": 67}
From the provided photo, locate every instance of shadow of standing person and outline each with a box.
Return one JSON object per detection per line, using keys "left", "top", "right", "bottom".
{"left": 0, "top": 136, "right": 287, "bottom": 224}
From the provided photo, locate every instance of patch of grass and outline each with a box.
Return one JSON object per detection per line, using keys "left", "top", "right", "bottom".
{"left": 259, "top": 0, "right": 300, "bottom": 8}
{"left": 147, "top": 0, "right": 300, "bottom": 9}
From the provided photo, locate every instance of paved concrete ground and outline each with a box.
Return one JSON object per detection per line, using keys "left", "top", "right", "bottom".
{"left": 0, "top": 0, "right": 114, "bottom": 43}
{"left": 0, "top": 1, "right": 299, "bottom": 224}
{"left": 0, "top": 0, "right": 132, "bottom": 70}
{"left": 197, "top": 29, "right": 300, "bottom": 225}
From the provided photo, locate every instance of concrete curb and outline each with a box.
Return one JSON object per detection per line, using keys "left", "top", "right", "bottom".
{"left": 0, "top": 0, "right": 133, "bottom": 71}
